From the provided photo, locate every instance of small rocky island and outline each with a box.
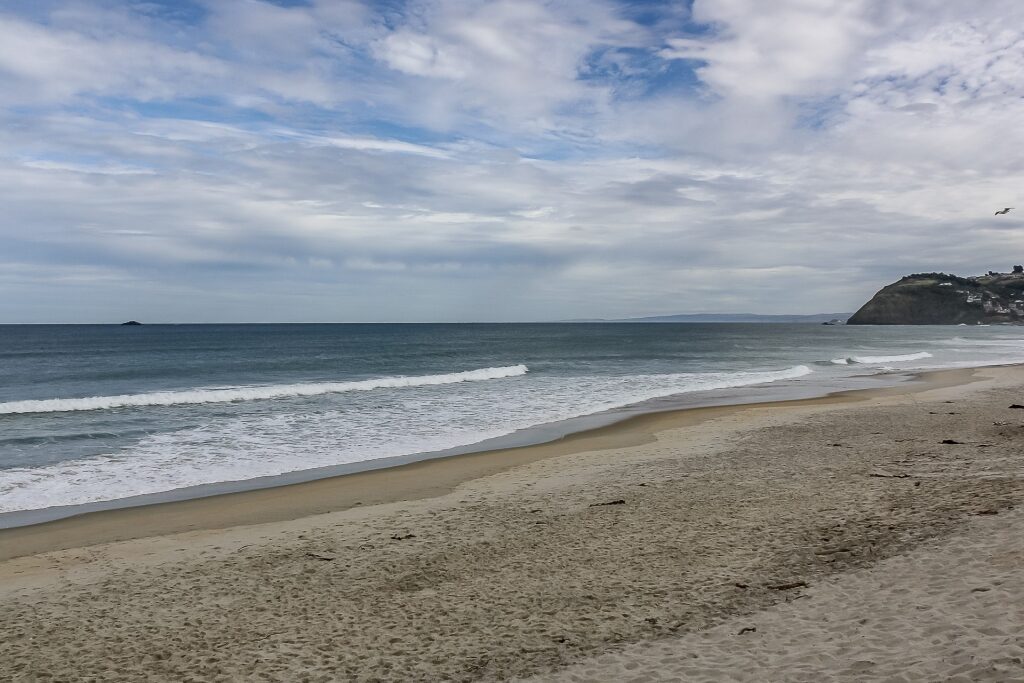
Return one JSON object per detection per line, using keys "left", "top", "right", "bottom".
{"left": 121, "top": 320, "right": 142, "bottom": 326}
{"left": 848, "top": 267, "right": 1024, "bottom": 325}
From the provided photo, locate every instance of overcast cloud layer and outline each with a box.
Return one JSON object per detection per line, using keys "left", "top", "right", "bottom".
{"left": 2, "top": 0, "right": 1023, "bottom": 322}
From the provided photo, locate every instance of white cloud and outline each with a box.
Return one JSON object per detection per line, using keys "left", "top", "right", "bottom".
{"left": 298, "top": 133, "right": 453, "bottom": 159}
{"left": 370, "top": 0, "right": 642, "bottom": 128}
{"left": 3, "top": 1, "right": 1024, "bottom": 322}
{"left": 376, "top": 30, "right": 470, "bottom": 79}
{"left": 0, "top": 14, "right": 227, "bottom": 103}
{"left": 19, "top": 159, "right": 156, "bottom": 175}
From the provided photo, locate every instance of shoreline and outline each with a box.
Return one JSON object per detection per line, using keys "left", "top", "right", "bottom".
{"left": 0, "top": 365, "right": 857, "bottom": 530}
{"left": 0, "top": 363, "right": 897, "bottom": 530}
{"left": 2, "top": 363, "right": 1022, "bottom": 680}
{"left": 0, "top": 364, "right": 985, "bottom": 561}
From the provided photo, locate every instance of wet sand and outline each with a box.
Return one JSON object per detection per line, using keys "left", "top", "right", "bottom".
{"left": 1, "top": 365, "right": 1022, "bottom": 681}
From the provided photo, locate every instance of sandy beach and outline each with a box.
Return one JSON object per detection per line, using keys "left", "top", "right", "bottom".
{"left": 2, "top": 365, "right": 1023, "bottom": 681}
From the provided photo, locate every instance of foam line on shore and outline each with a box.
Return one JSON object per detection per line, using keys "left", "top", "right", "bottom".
{"left": 0, "top": 365, "right": 530, "bottom": 415}
{"left": 831, "top": 351, "right": 932, "bottom": 365}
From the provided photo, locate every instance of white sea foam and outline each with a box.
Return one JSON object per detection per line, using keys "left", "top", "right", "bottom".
{"left": 832, "top": 352, "right": 933, "bottom": 365}
{"left": 943, "top": 336, "right": 1024, "bottom": 348}
{"left": 0, "top": 365, "right": 812, "bottom": 513}
{"left": 0, "top": 365, "right": 530, "bottom": 415}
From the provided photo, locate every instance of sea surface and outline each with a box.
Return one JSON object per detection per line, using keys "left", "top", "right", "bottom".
{"left": 2, "top": 323, "right": 1023, "bottom": 522}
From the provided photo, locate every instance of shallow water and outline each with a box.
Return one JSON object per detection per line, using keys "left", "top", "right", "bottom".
{"left": 2, "top": 322, "right": 1022, "bottom": 515}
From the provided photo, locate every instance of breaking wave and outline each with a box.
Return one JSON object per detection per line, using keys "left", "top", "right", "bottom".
{"left": 830, "top": 352, "right": 933, "bottom": 365}
{"left": 0, "top": 365, "right": 530, "bottom": 415}
{"left": 0, "top": 364, "right": 815, "bottom": 513}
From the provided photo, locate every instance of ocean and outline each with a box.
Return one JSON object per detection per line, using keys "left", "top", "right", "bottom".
{"left": 2, "top": 322, "right": 1023, "bottom": 524}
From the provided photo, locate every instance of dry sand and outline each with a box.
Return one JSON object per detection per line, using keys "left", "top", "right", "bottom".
{"left": 1, "top": 366, "right": 1023, "bottom": 681}
{"left": 525, "top": 504, "right": 1024, "bottom": 682}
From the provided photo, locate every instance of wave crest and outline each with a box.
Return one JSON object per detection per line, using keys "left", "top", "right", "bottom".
{"left": 0, "top": 365, "right": 529, "bottom": 415}
{"left": 830, "top": 352, "right": 932, "bottom": 365}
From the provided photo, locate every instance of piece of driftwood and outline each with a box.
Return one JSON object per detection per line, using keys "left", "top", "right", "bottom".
{"left": 767, "top": 581, "right": 808, "bottom": 591}
{"left": 814, "top": 547, "right": 851, "bottom": 555}
{"left": 305, "top": 552, "right": 336, "bottom": 561}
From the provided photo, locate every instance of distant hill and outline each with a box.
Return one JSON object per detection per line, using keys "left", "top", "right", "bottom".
{"left": 566, "top": 313, "right": 851, "bottom": 323}
{"left": 848, "top": 269, "right": 1024, "bottom": 325}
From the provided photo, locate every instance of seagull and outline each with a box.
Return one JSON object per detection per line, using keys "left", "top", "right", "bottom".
{"left": 995, "top": 207, "right": 1014, "bottom": 215}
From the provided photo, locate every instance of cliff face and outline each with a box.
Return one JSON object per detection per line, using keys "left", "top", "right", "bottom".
{"left": 848, "top": 272, "right": 1024, "bottom": 325}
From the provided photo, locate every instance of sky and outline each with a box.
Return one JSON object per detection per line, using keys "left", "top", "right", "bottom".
{"left": 2, "top": 0, "right": 1023, "bottom": 322}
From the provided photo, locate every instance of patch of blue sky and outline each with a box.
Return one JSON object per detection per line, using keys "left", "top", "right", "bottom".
{"left": 582, "top": 46, "right": 705, "bottom": 100}
{"left": 646, "top": 53, "right": 707, "bottom": 89}
{"left": 0, "top": 0, "right": 49, "bottom": 21}
{"left": 334, "top": 118, "right": 460, "bottom": 147}
{"left": 96, "top": 97, "right": 277, "bottom": 126}
{"left": 86, "top": 93, "right": 463, "bottom": 162}
{"left": 615, "top": 0, "right": 720, "bottom": 44}
{"left": 128, "top": 0, "right": 209, "bottom": 25}
{"left": 360, "top": 0, "right": 420, "bottom": 32}
{"left": 615, "top": 0, "right": 694, "bottom": 28}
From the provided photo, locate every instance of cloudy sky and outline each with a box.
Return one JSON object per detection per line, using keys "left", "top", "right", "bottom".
{"left": 2, "top": 0, "right": 1023, "bottom": 322}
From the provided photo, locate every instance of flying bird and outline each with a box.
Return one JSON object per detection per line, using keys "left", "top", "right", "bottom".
{"left": 995, "top": 207, "right": 1014, "bottom": 215}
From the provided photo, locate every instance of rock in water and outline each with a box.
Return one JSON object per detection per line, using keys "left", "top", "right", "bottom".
{"left": 848, "top": 270, "right": 1024, "bottom": 325}
{"left": 121, "top": 320, "right": 142, "bottom": 326}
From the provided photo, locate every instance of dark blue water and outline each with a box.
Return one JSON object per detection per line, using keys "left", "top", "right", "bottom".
{"left": 2, "top": 323, "right": 1022, "bottom": 515}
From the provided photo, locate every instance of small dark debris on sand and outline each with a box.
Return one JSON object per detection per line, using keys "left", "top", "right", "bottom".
{"left": 767, "top": 581, "right": 808, "bottom": 591}
{"left": 390, "top": 533, "right": 416, "bottom": 541}
{"left": 305, "top": 552, "right": 337, "bottom": 562}
{"left": 869, "top": 470, "right": 910, "bottom": 479}
{"left": 940, "top": 439, "right": 964, "bottom": 444}
{"left": 1009, "top": 404, "right": 1024, "bottom": 409}
{"left": 737, "top": 626, "right": 757, "bottom": 635}
{"left": 589, "top": 499, "right": 626, "bottom": 507}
